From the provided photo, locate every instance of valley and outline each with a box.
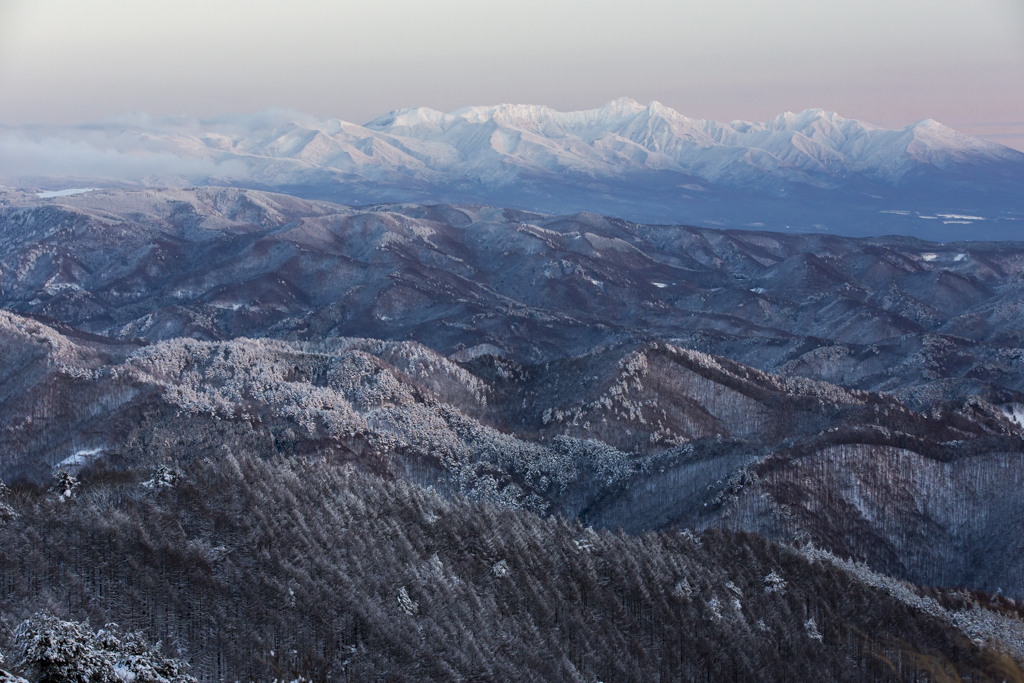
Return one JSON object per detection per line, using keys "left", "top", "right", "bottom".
{"left": 2, "top": 186, "right": 1024, "bottom": 681}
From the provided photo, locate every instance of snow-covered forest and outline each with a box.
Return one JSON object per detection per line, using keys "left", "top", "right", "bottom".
{"left": 2, "top": 189, "right": 1024, "bottom": 680}
{"left": 2, "top": 455, "right": 1022, "bottom": 682}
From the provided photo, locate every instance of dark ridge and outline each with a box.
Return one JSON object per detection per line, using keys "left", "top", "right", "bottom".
{"left": 0, "top": 455, "right": 1012, "bottom": 682}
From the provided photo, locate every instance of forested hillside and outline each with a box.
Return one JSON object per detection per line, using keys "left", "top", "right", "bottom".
{"left": 2, "top": 309, "right": 1023, "bottom": 601}
{"left": 2, "top": 455, "right": 1022, "bottom": 682}
{"left": 2, "top": 188, "right": 1024, "bottom": 680}
{"left": 3, "top": 187, "right": 1024, "bottom": 407}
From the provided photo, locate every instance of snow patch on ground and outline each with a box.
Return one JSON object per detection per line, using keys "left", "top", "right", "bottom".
{"left": 55, "top": 447, "right": 105, "bottom": 471}
{"left": 1000, "top": 403, "right": 1024, "bottom": 428}
{"left": 652, "top": 282, "right": 668, "bottom": 288}
{"left": 36, "top": 188, "right": 95, "bottom": 198}
{"left": 804, "top": 545, "right": 1024, "bottom": 659}
{"left": 449, "top": 343, "right": 506, "bottom": 362}
{"left": 954, "top": 253, "right": 968, "bottom": 261}
{"left": 921, "top": 253, "right": 938, "bottom": 262}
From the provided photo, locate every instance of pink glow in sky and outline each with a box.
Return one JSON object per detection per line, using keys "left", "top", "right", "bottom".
{"left": 1, "top": 0, "right": 1022, "bottom": 149}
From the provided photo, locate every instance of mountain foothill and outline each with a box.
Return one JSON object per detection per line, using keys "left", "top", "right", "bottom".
{"left": 1, "top": 180, "right": 1023, "bottom": 681}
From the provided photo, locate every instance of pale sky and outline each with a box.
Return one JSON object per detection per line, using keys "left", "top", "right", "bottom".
{"left": 1, "top": 0, "right": 1023, "bottom": 149}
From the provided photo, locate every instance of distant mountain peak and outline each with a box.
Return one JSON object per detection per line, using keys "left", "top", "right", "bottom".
{"left": 768, "top": 108, "right": 848, "bottom": 129}
{"left": 5, "top": 99, "right": 1022, "bottom": 239}
{"left": 598, "top": 96, "right": 649, "bottom": 114}
{"left": 368, "top": 98, "right": 677, "bottom": 133}
{"left": 365, "top": 106, "right": 448, "bottom": 130}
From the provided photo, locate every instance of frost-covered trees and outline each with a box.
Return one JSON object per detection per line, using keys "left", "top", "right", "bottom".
{"left": 763, "top": 570, "right": 786, "bottom": 595}
{"left": 141, "top": 465, "right": 180, "bottom": 490}
{"left": 0, "top": 668, "right": 28, "bottom": 683}
{"left": 0, "top": 649, "right": 28, "bottom": 683}
{"left": 5, "top": 309, "right": 1024, "bottom": 637}
{"left": 1, "top": 454, "right": 1016, "bottom": 682}
{"left": 0, "top": 481, "right": 15, "bottom": 523}
{"left": 48, "top": 471, "right": 78, "bottom": 502}
{"left": 396, "top": 587, "right": 418, "bottom": 616}
{"left": 9, "top": 614, "right": 195, "bottom": 683}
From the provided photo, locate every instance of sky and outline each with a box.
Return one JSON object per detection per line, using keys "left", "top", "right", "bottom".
{"left": 1, "top": 0, "right": 1023, "bottom": 149}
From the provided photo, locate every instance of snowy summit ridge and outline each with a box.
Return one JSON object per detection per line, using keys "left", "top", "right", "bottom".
{"left": 4, "top": 98, "right": 1023, "bottom": 237}
{"left": 360, "top": 97, "right": 1012, "bottom": 182}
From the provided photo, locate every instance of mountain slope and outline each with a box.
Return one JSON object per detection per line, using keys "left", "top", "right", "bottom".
{"left": 4, "top": 100, "right": 1022, "bottom": 237}
{"left": 4, "top": 454, "right": 1020, "bottom": 682}
{"left": 364, "top": 99, "right": 1020, "bottom": 187}
{"left": 2, "top": 310, "right": 1023, "bottom": 599}
{"left": 3, "top": 187, "right": 1024, "bottom": 407}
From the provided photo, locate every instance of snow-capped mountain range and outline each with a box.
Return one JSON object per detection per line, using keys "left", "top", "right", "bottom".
{"left": 4, "top": 98, "right": 1023, "bottom": 238}
{"left": 363, "top": 98, "right": 1017, "bottom": 186}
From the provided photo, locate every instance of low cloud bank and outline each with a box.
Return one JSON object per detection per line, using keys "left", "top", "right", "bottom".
{"left": 0, "top": 132, "right": 248, "bottom": 184}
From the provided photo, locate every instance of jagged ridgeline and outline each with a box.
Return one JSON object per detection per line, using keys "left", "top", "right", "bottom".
{"left": 2, "top": 185, "right": 1024, "bottom": 680}
{"left": 4, "top": 187, "right": 1024, "bottom": 409}
{"left": 1, "top": 310, "right": 1024, "bottom": 681}
{"left": 1, "top": 454, "right": 1022, "bottom": 682}
{"left": 4, "top": 101, "right": 1024, "bottom": 237}
{"left": 1, "top": 310, "right": 1023, "bottom": 597}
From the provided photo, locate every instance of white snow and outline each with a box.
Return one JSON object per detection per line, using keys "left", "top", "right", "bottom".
{"left": 448, "top": 343, "right": 506, "bottom": 362}
{"left": 36, "top": 188, "right": 95, "bottom": 198}
{"left": 943, "top": 220, "right": 972, "bottom": 224}
{"left": 938, "top": 213, "right": 984, "bottom": 220}
{"left": 5, "top": 100, "right": 1018, "bottom": 197}
{"left": 920, "top": 253, "right": 938, "bottom": 262}
{"left": 1000, "top": 403, "right": 1024, "bottom": 428}
{"left": 954, "top": 253, "right": 967, "bottom": 261}
{"left": 652, "top": 282, "right": 668, "bottom": 288}
{"left": 804, "top": 617, "right": 823, "bottom": 641}
{"left": 55, "top": 447, "right": 105, "bottom": 471}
